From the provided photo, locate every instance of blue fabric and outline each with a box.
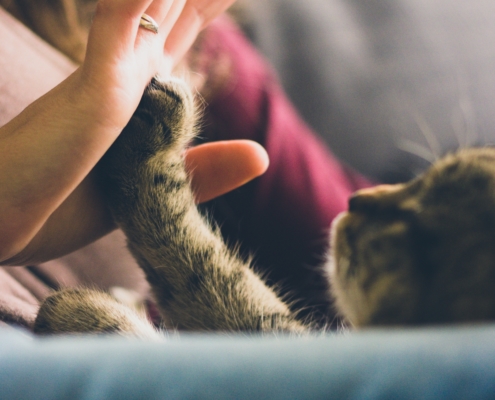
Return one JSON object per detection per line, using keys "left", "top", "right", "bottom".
{"left": 1, "top": 325, "right": 495, "bottom": 399}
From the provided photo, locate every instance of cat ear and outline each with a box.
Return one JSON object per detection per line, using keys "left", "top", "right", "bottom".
{"left": 348, "top": 184, "right": 421, "bottom": 213}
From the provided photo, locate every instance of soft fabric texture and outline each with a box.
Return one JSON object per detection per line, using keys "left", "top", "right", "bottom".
{"left": 0, "top": 8, "right": 76, "bottom": 126}
{"left": 0, "top": 9, "right": 369, "bottom": 328}
{"left": 2, "top": 325, "right": 495, "bottom": 399}
{"left": 245, "top": 0, "right": 495, "bottom": 183}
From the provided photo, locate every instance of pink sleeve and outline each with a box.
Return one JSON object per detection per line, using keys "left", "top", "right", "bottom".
{"left": 198, "top": 18, "right": 372, "bottom": 324}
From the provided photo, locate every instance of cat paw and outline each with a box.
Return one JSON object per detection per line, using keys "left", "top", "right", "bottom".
{"left": 33, "top": 288, "right": 161, "bottom": 340}
{"left": 98, "top": 77, "right": 198, "bottom": 227}
{"left": 99, "top": 76, "right": 197, "bottom": 186}
{"left": 133, "top": 76, "right": 197, "bottom": 153}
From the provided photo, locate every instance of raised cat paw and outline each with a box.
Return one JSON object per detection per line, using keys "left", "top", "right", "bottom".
{"left": 98, "top": 76, "right": 198, "bottom": 217}
{"left": 134, "top": 76, "right": 197, "bottom": 152}
{"left": 100, "top": 76, "right": 197, "bottom": 175}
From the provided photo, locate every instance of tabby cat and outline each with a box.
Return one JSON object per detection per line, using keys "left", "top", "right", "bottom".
{"left": 33, "top": 78, "right": 495, "bottom": 337}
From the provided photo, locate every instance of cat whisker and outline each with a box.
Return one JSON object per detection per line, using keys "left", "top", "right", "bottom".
{"left": 396, "top": 138, "right": 436, "bottom": 165}
{"left": 411, "top": 111, "right": 441, "bottom": 161}
{"left": 395, "top": 93, "right": 439, "bottom": 162}
{"left": 451, "top": 69, "right": 478, "bottom": 150}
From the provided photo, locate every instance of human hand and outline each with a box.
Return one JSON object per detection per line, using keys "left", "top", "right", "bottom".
{"left": 164, "top": 0, "right": 236, "bottom": 67}
{"left": 76, "top": 0, "right": 235, "bottom": 132}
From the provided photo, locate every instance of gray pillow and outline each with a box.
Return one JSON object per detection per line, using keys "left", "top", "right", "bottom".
{"left": 245, "top": 0, "right": 495, "bottom": 182}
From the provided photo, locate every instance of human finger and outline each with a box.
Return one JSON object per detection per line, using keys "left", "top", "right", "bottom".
{"left": 164, "top": 0, "right": 235, "bottom": 64}
{"left": 135, "top": 0, "right": 183, "bottom": 46}
{"left": 86, "top": 0, "right": 154, "bottom": 64}
{"left": 134, "top": 0, "right": 188, "bottom": 75}
{"left": 184, "top": 140, "right": 270, "bottom": 204}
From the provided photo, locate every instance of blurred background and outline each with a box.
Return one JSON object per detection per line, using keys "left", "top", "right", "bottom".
{"left": 236, "top": 0, "right": 495, "bottom": 183}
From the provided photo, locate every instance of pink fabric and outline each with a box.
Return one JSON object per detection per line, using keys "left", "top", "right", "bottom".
{"left": 201, "top": 18, "right": 370, "bottom": 236}
{"left": 0, "top": 8, "right": 76, "bottom": 126}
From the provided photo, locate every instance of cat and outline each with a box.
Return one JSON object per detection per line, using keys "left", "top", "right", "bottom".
{"left": 329, "top": 147, "right": 495, "bottom": 327}
{"left": 33, "top": 77, "right": 495, "bottom": 337}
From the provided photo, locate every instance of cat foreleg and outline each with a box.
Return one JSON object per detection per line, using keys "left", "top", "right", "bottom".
{"left": 100, "top": 78, "right": 307, "bottom": 333}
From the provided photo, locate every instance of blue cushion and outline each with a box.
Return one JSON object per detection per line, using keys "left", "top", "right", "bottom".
{"left": 1, "top": 325, "right": 495, "bottom": 399}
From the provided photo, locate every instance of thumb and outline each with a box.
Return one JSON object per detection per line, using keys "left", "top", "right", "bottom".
{"left": 184, "top": 140, "right": 269, "bottom": 204}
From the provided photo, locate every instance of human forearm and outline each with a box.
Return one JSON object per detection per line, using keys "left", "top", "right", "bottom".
{"left": 0, "top": 72, "right": 126, "bottom": 262}
{"left": 0, "top": 171, "right": 115, "bottom": 266}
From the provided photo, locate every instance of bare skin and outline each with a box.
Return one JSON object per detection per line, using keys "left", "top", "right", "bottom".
{"left": 0, "top": 0, "right": 268, "bottom": 265}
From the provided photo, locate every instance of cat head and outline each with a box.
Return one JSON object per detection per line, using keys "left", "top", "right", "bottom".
{"left": 328, "top": 147, "right": 495, "bottom": 327}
